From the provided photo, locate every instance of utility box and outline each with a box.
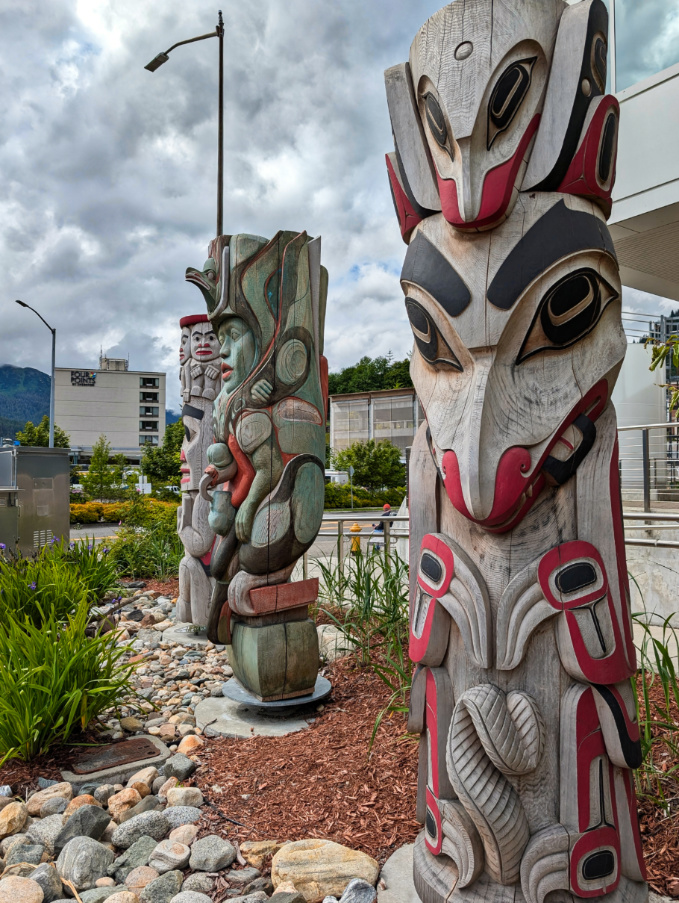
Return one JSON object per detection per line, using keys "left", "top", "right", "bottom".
{"left": 0, "top": 447, "right": 70, "bottom": 555}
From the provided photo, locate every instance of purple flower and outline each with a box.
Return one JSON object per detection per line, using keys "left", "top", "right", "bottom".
{"left": 102, "top": 547, "right": 110, "bottom": 555}
{"left": 69, "top": 542, "right": 75, "bottom": 549}
{"left": 88, "top": 544, "right": 93, "bottom": 551}
{"left": 51, "top": 536, "right": 58, "bottom": 544}
{"left": 0, "top": 543, "right": 5, "bottom": 551}
{"left": 28, "top": 582, "right": 37, "bottom": 590}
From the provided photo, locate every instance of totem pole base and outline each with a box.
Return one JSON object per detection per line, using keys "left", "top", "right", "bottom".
{"left": 228, "top": 613, "right": 320, "bottom": 702}
{"left": 222, "top": 674, "right": 332, "bottom": 715}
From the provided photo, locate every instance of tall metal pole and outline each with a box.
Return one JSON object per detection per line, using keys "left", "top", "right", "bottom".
{"left": 49, "top": 327, "right": 56, "bottom": 448}
{"left": 217, "top": 10, "right": 224, "bottom": 238}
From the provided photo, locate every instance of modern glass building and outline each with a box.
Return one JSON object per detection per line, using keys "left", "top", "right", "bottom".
{"left": 329, "top": 388, "right": 424, "bottom": 460}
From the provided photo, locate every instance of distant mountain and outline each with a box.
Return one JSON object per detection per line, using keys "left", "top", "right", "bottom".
{"left": 0, "top": 365, "right": 50, "bottom": 439}
{"left": 166, "top": 410, "right": 181, "bottom": 425}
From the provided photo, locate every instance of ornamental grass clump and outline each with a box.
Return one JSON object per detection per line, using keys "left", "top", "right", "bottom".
{"left": 0, "top": 599, "right": 136, "bottom": 764}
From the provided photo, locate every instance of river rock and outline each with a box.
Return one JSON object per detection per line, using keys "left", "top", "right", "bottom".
{"left": 139, "top": 870, "right": 183, "bottom": 903}
{"left": 63, "top": 795, "right": 101, "bottom": 818}
{"left": 188, "top": 834, "right": 235, "bottom": 871}
{"left": 125, "top": 866, "right": 159, "bottom": 894}
{"left": 181, "top": 875, "right": 213, "bottom": 893}
{"left": 167, "top": 825, "right": 198, "bottom": 847}
{"left": 160, "top": 807, "right": 200, "bottom": 830}
{"left": 228, "top": 868, "right": 261, "bottom": 886}
{"left": 79, "top": 889, "right": 123, "bottom": 903}
{"left": 108, "top": 789, "right": 142, "bottom": 822}
{"left": 162, "top": 756, "right": 196, "bottom": 782}
{"left": 39, "top": 798, "right": 68, "bottom": 819}
{"left": 330, "top": 879, "right": 377, "bottom": 903}
{"left": 111, "top": 812, "right": 170, "bottom": 849}
{"left": 28, "top": 863, "right": 62, "bottom": 903}
{"left": 56, "top": 837, "right": 115, "bottom": 891}
{"left": 0, "top": 876, "right": 44, "bottom": 903}
{"left": 271, "top": 840, "right": 379, "bottom": 903}
{"left": 27, "top": 815, "right": 64, "bottom": 856}
{"left": 175, "top": 736, "right": 203, "bottom": 756}
{"left": 241, "top": 840, "right": 283, "bottom": 870}
{"left": 165, "top": 788, "right": 203, "bottom": 809}
{"left": 169, "top": 894, "right": 212, "bottom": 903}
{"left": 148, "top": 840, "right": 190, "bottom": 873}
{"left": 126, "top": 768, "right": 158, "bottom": 792}
{"left": 54, "top": 805, "right": 110, "bottom": 854}
{"left": 106, "top": 894, "right": 139, "bottom": 903}
{"left": 94, "top": 786, "right": 116, "bottom": 806}
{"left": 0, "top": 802, "right": 28, "bottom": 839}
{"left": 6, "top": 841, "right": 44, "bottom": 869}
{"left": 108, "top": 835, "right": 159, "bottom": 883}
{"left": 27, "top": 785, "right": 72, "bottom": 818}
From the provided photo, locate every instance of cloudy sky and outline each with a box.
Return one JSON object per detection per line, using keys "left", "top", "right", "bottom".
{"left": 1, "top": 0, "right": 678, "bottom": 413}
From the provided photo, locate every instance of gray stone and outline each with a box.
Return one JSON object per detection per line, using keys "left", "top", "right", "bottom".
{"left": 161, "top": 755, "right": 197, "bottom": 782}
{"left": 161, "top": 807, "right": 201, "bottom": 830}
{"left": 93, "top": 785, "right": 117, "bottom": 805}
{"left": 108, "top": 834, "right": 159, "bottom": 882}
{"left": 195, "top": 696, "right": 313, "bottom": 739}
{"left": 54, "top": 804, "right": 110, "bottom": 854}
{"left": 377, "top": 844, "right": 417, "bottom": 903}
{"left": 29, "top": 862, "right": 63, "bottom": 902}
{"left": 227, "top": 894, "right": 268, "bottom": 903}
{"left": 118, "top": 795, "right": 162, "bottom": 823}
{"left": 111, "top": 811, "right": 170, "bottom": 849}
{"left": 243, "top": 877, "right": 274, "bottom": 896}
{"left": 139, "top": 870, "right": 183, "bottom": 903}
{"left": 0, "top": 834, "right": 27, "bottom": 857}
{"left": 339, "top": 879, "right": 377, "bottom": 903}
{"left": 6, "top": 841, "right": 43, "bottom": 868}
{"left": 56, "top": 836, "right": 115, "bottom": 891}
{"left": 188, "top": 834, "right": 236, "bottom": 871}
{"left": 79, "top": 889, "right": 124, "bottom": 903}
{"left": 40, "top": 797, "right": 68, "bottom": 818}
{"left": 169, "top": 894, "right": 212, "bottom": 903}
{"left": 152, "top": 777, "right": 166, "bottom": 796}
{"left": 148, "top": 839, "right": 191, "bottom": 873}
{"left": 38, "top": 778, "right": 59, "bottom": 790}
{"left": 228, "top": 867, "right": 261, "bottom": 886}
{"left": 271, "top": 895, "right": 305, "bottom": 903}
{"left": 181, "top": 874, "right": 213, "bottom": 893}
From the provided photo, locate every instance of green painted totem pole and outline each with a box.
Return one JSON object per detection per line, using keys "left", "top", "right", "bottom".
{"left": 187, "top": 231, "right": 329, "bottom": 702}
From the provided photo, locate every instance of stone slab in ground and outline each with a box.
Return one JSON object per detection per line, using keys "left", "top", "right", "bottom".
{"left": 162, "top": 623, "right": 210, "bottom": 647}
{"left": 194, "top": 696, "right": 315, "bottom": 739}
{"left": 61, "top": 735, "right": 171, "bottom": 787}
{"left": 377, "top": 844, "right": 418, "bottom": 903}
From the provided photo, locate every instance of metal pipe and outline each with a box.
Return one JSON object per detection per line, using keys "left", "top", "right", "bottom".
{"left": 49, "top": 326, "right": 55, "bottom": 448}
{"left": 625, "top": 539, "right": 679, "bottom": 549}
{"left": 642, "top": 429, "right": 651, "bottom": 513}
{"left": 217, "top": 10, "right": 224, "bottom": 237}
{"left": 624, "top": 512, "right": 679, "bottom": 522}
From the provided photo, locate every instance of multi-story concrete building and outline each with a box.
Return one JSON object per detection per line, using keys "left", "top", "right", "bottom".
{"left": 54, "top": 356, "right": 166, "bottom": 461}
{"left": 329, "top": 387, "right": 423, "bottom": 460}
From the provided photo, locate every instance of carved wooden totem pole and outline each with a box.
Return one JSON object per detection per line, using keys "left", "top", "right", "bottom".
{"left": 187, "top": 231, "right": 329, "bottom": 701}
{"left": 385, "top": 1, "right": 647, "bottom": 901}
{"left": 176, "top": 314, "right": 217, "bottom": 627}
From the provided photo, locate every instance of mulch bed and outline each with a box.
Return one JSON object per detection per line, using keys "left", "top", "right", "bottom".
{"left": 193, "top": 655, "right": 420, "bottom": 867}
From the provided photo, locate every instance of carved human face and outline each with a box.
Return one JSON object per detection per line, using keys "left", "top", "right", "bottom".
{"left": 180, "top": 402, "right": 212, "bottom": 492}
{"left": 403, "top": 193, "right": 625, "bottom": 533}
{"left": 179, "top": 327, "right": 190, "bottom": 365}
{"left": 218, "top": 317, "right": 256, "bottom": 395}
{"left": 409, "top": 0, "right": 563, "bottom": 231}
{"left": 191, "top": 322, "right": 219, "bottom": 363}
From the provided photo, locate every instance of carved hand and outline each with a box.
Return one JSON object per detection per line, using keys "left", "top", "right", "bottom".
{"left": 235, "top": 501, "right": 255, "bottom": 542}
{"left": 190, "top": 362, "right": 202, "bottom": 377}
{"left": 251, "top": 379, "right": 274, "bottom": 404}
{"left": 205, "top": 364, "right": 220, "bottom": 379}
{"left": 204, "top": 464, "right": 220, "bottom": 489}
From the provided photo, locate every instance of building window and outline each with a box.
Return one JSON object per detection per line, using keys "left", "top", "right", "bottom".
{"left": 140, "top": 377, "right": 159, "bottom": 388}
{"left": 140, "top": 392, "right": 159, "bottom": 403}
{"left": 139, "top": 406, "right": 159, "bottom": 417}
{"left": 331, "top": 398, "right": 370, "bottom": 452}
{"left": 139, "top": 421, "right": 159, "bottom": 432}
{"left": 139, "top": 436, "right": 159, "bottom": 446}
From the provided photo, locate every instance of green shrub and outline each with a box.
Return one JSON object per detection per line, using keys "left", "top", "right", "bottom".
{"left": 56, "top": 539, "right": 120, "bottom": 603}
{"left": 324, "top": 483, "right": 406, "bottom": 510}
{"left": 0, "top": 599, "right": 137, "bottom": 764}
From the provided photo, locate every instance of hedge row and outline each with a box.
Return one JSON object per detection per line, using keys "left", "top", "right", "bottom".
{"left": 324, "top": 483, "right": 406, "bottom": 509}
{"left": 70, "top": 500, "right": 178, "bottom": 524}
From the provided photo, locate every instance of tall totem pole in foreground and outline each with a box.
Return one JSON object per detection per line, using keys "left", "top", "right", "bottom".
{"left": 187, "top": 232, "right": 329, "bottom": 701}
{"left": 385, "top": 1, "right": 647, "bottom": 901}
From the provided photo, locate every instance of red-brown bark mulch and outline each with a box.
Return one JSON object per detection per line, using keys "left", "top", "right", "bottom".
{"left": 192, "top": 656, "right": 420, "bottom": 867}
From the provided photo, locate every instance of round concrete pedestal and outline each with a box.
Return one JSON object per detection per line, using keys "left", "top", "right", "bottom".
{"left": 221, "top": 675, "right": 332, "bottom": 714}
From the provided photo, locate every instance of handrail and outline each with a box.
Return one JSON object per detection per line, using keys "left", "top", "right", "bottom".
{"left": 618, "top": 422, "right": 679, "bottom": 431}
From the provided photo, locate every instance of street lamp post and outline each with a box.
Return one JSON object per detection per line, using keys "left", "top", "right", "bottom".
{"left": 145, "top": 11, "right": 225, "bottom": 237}
{"left": 15, "top": 300, "right": 56, "bottom": 448}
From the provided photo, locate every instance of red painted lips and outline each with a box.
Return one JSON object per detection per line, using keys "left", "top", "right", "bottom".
{"left": 221, "top": 363, "right": 233, "bottom": 380}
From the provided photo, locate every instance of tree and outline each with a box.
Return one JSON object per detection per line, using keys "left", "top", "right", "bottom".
{"left": 141, "top": 420, "right": 183, "bottom": 487}
{"left": 327, "top": 354, "right": 413, "bottom": 395}
{"left": 333, "top": 439, "right": 404, "bottom": 492}
{"left": 16, "top": 415, "right": 70, "bottom": 448}
{"left": 80, "top": 436, "right": 121, "bottom": 502}
{"left": 647, "top": 335, "right": 679, "bottom": 412}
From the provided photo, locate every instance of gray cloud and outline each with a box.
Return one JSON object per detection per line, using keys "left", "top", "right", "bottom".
{"left": 1, "top": 0, "right": 676, "bottom": 413}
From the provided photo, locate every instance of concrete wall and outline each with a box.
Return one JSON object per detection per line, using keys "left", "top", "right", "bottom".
{"left": 55, "top": 367, "right": 166, "bottom": 453}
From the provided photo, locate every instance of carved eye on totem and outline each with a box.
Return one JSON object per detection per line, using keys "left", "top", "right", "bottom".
{"left": 406, "top": 298, "right": 462, "bottom": 371}
{"left": 423, "top": 92, "right": 455, "bottom": 161}
{"left": 518, "top": 268, "right": 619, "bottom": 363}
{"left": 487, "top": 58, "right": 536, "bottom": 150}
{"left": 206, "top": 270, "right": 216, "bottom": 283}
{"left": 591, "top": 35, "right": 608, "bottom": 94}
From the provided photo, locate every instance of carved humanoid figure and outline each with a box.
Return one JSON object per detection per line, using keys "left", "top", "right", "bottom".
{"left": 186, "top": 230, "right": 329, "bottom": 701}
{"left": 189, "top": 320, "right": 221, "bottom": 401}
{"left": 176, "top": 314, "right": 216, "bottom": 627}
{"left": 385, "top": 2, "right": 646, "bottom": 902}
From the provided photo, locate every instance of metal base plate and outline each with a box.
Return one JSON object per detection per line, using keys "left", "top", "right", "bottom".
{"left": 222, "top": 675, "right": 332, "bottom": 715}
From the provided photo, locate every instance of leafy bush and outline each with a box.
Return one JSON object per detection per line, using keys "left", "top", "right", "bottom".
{"left": 0, "top": 599, "right": 136, "bottom": 764}
{"left": 70, "top": 499, "right": 177, "bottom": 524}
{"left": 107, "top": 496, "right": 182, "bottom": 578}
{"left": 324, "top": 483, "right": 406, "bottom": 510}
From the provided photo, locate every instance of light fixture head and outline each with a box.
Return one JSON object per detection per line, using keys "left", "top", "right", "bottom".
{"left": 145, "top": 52, "right": 170, "bottom": 72}
{"left": 15, "top": 299, "right": 28, "bottom": 308}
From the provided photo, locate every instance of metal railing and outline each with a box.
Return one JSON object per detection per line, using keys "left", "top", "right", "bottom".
{"left": 618, "top": 422, "right": 679, "bottom": 511}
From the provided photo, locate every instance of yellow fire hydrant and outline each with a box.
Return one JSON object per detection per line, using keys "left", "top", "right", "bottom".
{"left": 350, "top": 522, "right": 362, "bottom": 555}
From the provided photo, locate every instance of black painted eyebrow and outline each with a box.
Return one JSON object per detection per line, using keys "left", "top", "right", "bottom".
{"left": 487, "top": 200, "right": 617, "bottom": 311}
{"left": 182, "top": 404, "right": 205, "bottom": 420}
{"left": 401, "top": 231, "right": 471, "bottom": 317}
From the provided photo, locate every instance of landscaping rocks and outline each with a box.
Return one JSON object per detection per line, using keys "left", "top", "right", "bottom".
{"left": 106, "top": 894, "right": 138, "bottom": 903}
{"left": 63, "top": 795, "right": 101, "bottom": 818}
{"left": 229, "top": 867, "right": 261, "bottom": 886}
{"left": 0, "top": 876, "right": 45, "bottom": 903}
{"left": 111, "top": 812, "right": 170, "bottom": 849}
{"left": 6, "top": 841, "right": 44, "bottom": 869}
{"left": 79, "top": 889, "right": 123, "bottom": 903}
{"left": 322, "top": 879, "right": 377, "bottom": 903}
{"left": 108, "top": 789, "right": 142, "bottom": 821}
{"left": 119, "top": 795, "right": 161, "bottom": 823}
{"left": 181, "top": 874, "right": 213, "bottom": 893}
{"left": 167, "top": 825, "right": 198, "bottom": 847}
{"left": 54, "top": 805, "right": 110, "bottom": 854}
{"left": 271, "top": 894, "right": 307, "bottom": 903}
{"left": 108, "top": 835, "right": 159, "bottom": 883}
{"left": 244, "top": 877, "right": 275, "bottom": 896}
{"left": 148, "top": 839, "right": 190, "bottom": 873}
{"left": 272, "top": 840, "right": 379, "bottom": 903}
{"left": 160, "top": 807, "right": 201, "bottom": 830}
{"left": 169, "top": 894, "right": 212, "bottom": 903}
{"left": 165, "top": 787, "right": 203, "bottom": 808}
{"left": 241, "top": 840, "right": 283, "bottom": 870}
{"left": 139, "top": 870, "right": 183, "bottom": 903}
{"left": 39, "top": 799, "right": 68, "bottom": 819}
{"left": 56, "top": 836, "right": 115, "bottom": 891}
{"left": 0, "top": 802, "right": 28, "bottom": 839}
{"left": 28, "top": 864, "right": 63, "bottom": 903}
{"left": 227, "top": 894, "right": 268, "bottom": 903}
{"left": 27, "top": 816, "right": 64, "bottom": 856}
{"left": 188, "top": 834, "right": 236, "bottom": 871}
{"left": 27, "top": 785, "right": 72, "bottom": 818}
{"left": 125, "top": 865, "right": 159, "bottom": 894}
{"left": 162, "top": 756, "right": 196, "bottom": 782}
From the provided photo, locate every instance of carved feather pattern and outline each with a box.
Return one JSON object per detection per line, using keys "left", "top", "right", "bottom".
{"left": 447, "top": 684, "right": 545, "bottom": 884}
{"left": 521, "top": 825, "right": 570, "bottom": 903}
